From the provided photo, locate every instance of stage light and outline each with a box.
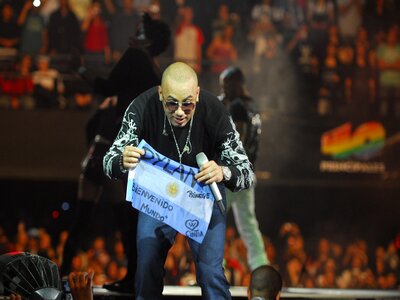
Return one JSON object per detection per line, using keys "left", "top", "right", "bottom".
{"left": 52, "top": 210, "right": 60, "bottom": 219}
{"left": 33, "top": 0, "right": 41, "bottom": 7}
{"left": 61, "top": 202, "right": 70, "bottom": 211}
{"left": 0, "top": 252, "right": 69, "bottom": 299}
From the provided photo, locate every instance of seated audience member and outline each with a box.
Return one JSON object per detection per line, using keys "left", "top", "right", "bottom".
{"left": 32, "top": 55, "right": 63, "bottom": 108}
{"left": 0, "top": 54, "right": 34, "bottom": 109}
{"left": 248, "top": 265, "right": 282, "bottom": 300}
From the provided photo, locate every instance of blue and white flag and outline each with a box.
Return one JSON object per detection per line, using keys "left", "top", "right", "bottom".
{"left": 126, "top": 140, "right": 215, "bottom": 243}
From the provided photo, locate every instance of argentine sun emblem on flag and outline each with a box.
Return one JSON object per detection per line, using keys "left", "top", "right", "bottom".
{"left": 126, "top": 140, "right": 215, "bottom": 243}
{"left": 166, "top": 182, "right": 179, "bottom": 197}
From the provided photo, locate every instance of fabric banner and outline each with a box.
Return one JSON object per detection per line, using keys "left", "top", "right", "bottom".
{"left": 126, "top": 140, "right": 215, "bottom": 243}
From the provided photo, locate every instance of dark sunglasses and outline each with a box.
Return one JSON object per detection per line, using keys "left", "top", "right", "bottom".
{"left": 164, "top": 100, "right": 196, "bottom": 113}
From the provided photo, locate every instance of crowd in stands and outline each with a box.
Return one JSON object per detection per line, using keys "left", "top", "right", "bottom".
{"left": 1, "top": 0, "right": 400, "bottom": 118}
{"left": 0, "top": 221, "right": 399, "bottom": 289}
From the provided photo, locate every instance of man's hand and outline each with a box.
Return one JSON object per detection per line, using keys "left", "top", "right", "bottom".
{"left": 195, "top": 160, "right": 223, "bottom": 184}
{"left": 68, "top": 271, "right": 94, "bottom": 300}
{"left": 122, "top": 146, "right": 145, "bottom": 170}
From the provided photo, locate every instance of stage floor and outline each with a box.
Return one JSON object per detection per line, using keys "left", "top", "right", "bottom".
{"left": 93, "top": 286, "right": 400, "bottom": 299}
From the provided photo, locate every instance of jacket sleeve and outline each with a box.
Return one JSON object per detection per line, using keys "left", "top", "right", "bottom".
{"left": 103, "top": 100, "right": 142, "bottom": 179}
{"left": 218, "top": 116, "right": 254, "bottom": 192}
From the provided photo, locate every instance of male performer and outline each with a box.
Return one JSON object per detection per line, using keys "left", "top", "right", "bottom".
{"left": 219, "top": 66, "right": 270, "bottom": 272}
{"left": 103, "top": 62, "right": 253, "bottom": 299}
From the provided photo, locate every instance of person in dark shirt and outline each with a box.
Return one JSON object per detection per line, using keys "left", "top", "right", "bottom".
{"left": 60, "top": 13, "right": 171, "bottom": 294}
{"left": 47, "top": 0, "right": 82, "bottom": 54}
{"left": 0, "top": 3, "right": 21, "bottom": 49}
{"left": 219, "top": 66, "right": 270, "bottom": 278}
{"left": 103, "top": 62, "right": 254, "bottom": 299}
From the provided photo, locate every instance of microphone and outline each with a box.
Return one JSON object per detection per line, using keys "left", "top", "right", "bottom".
{"left": 196, "top": 152, "right": 226, "bottom": 215}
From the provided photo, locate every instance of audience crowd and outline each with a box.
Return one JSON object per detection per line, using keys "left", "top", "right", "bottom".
{"left": 0, "top": 0, "right": 400, "bottom": 118}
{"left": 0, "top": 221, "right": 399, "bottom": 290}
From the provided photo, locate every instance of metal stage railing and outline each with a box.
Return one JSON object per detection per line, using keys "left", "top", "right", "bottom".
{"left": 93, "top": 286, "right": 400, "bottom": 300}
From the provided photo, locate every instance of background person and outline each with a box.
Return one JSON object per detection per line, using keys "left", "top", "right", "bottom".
{"left": 219, "top": 66, "right": 270, "bottom": 273}
{"left": 248, "top": 265, "right": 282, "bottom": 300}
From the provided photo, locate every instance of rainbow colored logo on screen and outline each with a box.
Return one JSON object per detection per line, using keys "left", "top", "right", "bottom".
{"left": 321, "top": 122, "right": 385, "bottom": 160}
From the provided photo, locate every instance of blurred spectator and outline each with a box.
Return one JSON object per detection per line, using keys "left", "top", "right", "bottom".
{"left": 264, "top": 236, "right": 278, "bottom": 269}
{"left": 224, "top": 228, "right": 248, "bottom": 286}
{"left": 0, "top": 226, "right": 13, "bottom": 254}
{"left": 207, "top": 25, "right": 237, "bottom": 74}
{"left": 337, "top": 0, "right": 364, "bottom": 43}
{"left": 375, "top": 26, "right": 400, "bottom": 118}
{"left": 47, "top": 0, "right": 82, "bottom": 55}
{"left": 284, "top": 256, "right": 304, "bottom": 286}
{"left": 32, "top": 55, "right": 64, "bottom": 108}
{"left": 69, "top": 0, "right": 91, "bottom": 22}
{"left": 17, "top": 0, "right": 47, "bottom": 57}
{"left": 174, "top": 6, "right": 204, "bottom": 73}
{"left": 251, "top": 0, "right": 272, "bottom": 23}
{"left": 351, "top": 27, "right": 377, "bottom": 116}
{"left": 386, "top": 272, "right": 398, "bottom": 289}
{"left": 36, "top": 229, "right": 56, "bottom": 261}
{"left": 363, "top": 0, "right": 399, "bottom": 42}
{"left": 319, "top": 43, "right": 341, "bottom": 115}
{"left": 337, "top": 40, "right": 355, "bottom": 105}
{"left": 278, "top": 0, "right": 305, "bottom": 43}
{"left": 206, "top": 25, "right": 237, "bottom": 93}
{"left": 286, "top": 24, "right": 319, "bottom": 113}
{"left": 0, "top": 3, "right": 21, "bottom": 50}
{"left": 0, "top": 54, "right": 33, "bottom": 109}
{"left": 39, "top": 0, "right": 59, "bottom": 24}
{"left": 248, "top": 15, "right": 282, "bottom": 74}
{"left": 104, "top": 0, "right": 140, "bottom": 62}
{"left": 56, "top": 230, "right": 69, "bottom": 266}
{"left": 110, "top": 239, "right": 127, "bottom": 268}
{"left": 81, "top": 1, "right": 111, "bottom": 66}
{"left": 211, "top": 4, "right": 240, "bottom": 38}
{"left": 145, "top": 0, "right": 161, "bottom": 20}
{"left": 307, "top": 0, "right": 335, "bottom": 62}
{"left": 279, "top": 222, "right": 306, "bottom": 264}
{"left": 337, "top": 241, "right": 375, "bottom": 288}
{"left": 386, "top": 241, "right": 399, "bottom": 272}
{"left": 307, "top": 0, "right": 335, "bottom": 30}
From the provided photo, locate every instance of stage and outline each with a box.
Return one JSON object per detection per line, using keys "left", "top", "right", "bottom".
{"left": 92, "top": 286, "right": 400, "bottom": 299}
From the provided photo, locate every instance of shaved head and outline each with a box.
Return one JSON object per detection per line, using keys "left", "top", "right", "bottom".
{"left": 161, "top": 62, "right": 198, "bottom": 88}
{"left": 159, "top": 62, "right": 200, "bottom": 127}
